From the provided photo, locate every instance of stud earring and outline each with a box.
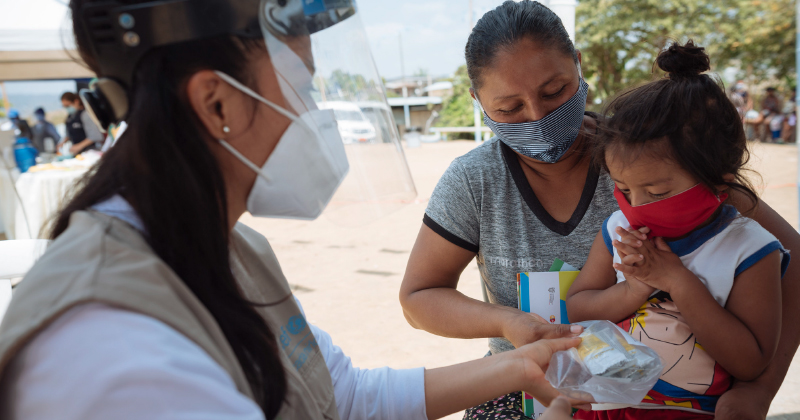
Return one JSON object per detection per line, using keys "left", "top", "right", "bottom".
{"left": 222, "top": 126, "right": 231, "bottom": 133}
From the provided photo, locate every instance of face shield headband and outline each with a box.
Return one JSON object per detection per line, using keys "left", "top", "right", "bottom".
{"left": 78, "top": 0, "right": 416, "bottom": 225}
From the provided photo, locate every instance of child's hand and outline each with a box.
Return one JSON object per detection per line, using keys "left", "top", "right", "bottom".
{"left": 612, "top": 227, "right": 657, "bottom": 299}
{"left": 612, "top": 226, "right": 650, "bottom": 261}
{"left": 612, "top": 236, "right": 693, "bottom": 294}
{"left": 624, "top": 271, "right": 656, "bottom": 299}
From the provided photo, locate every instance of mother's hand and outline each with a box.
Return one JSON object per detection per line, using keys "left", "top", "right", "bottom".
{"left": 503, "top": 311, "right": 583, "bottom": 349}
{"left": 715, "top": 381, "right": 772, "bottom": 420}
{"left": 540, "top": 397, "right": 577, "bottom": 420}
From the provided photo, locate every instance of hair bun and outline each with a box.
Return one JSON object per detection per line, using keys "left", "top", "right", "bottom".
{"left": 656, "top": 40, "right": 710, "bottom": 77}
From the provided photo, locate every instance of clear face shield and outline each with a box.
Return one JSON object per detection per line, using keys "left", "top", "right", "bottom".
{"left": 258, "top": 0, "right": 417, "bottom": 226}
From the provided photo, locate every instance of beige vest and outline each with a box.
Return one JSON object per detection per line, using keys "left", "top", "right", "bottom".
{"left": 0, "top": 211, "right": 339, "bottom": 419}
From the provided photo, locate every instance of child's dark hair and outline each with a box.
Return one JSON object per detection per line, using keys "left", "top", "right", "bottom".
{"left": 596, "top": 40, "right": 759, "bottom": 213}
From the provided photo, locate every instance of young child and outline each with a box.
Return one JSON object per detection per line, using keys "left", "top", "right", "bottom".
{"left": 566, "top": 41, "right": 790, "bottom": 419}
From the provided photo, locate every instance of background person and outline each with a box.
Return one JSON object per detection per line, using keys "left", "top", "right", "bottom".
{"left": 780, "top": 93, "right": 796, "bottom": 144}
{"left": 758, "top": 87, "right": 783, "bottom": 142}
{"left": 59, "top": 91, "right": 104, "bottom": 155}
{"left": 30, "top": 107, "right": 61, "bottom": 153}
{"left": 729, "top": 85, "right": 747, "bottom": 120}
{"left": 7, "top": 108, "right": 33, "bottom": 140}
{"left": 0, "top": 1, "right": 585, "bottom": 419}
{"left": 399, "top": 1, "right": 800, "bottom": 419}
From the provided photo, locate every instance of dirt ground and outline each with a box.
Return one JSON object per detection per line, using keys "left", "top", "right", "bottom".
{"left": 239, "top": 140, "right": 800, "bottom": 420}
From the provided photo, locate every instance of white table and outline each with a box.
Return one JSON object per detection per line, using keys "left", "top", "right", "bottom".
{"left": 0, "top": 166, "right": 20, "bottom": 238}
{"left": 12, "top": 169, "right": 88, "bottom": 239}
{"left": 0, "top": 154, "right": 97, "bottom": 240}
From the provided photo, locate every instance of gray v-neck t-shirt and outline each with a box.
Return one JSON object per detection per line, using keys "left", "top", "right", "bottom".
{"left": 424, "top": 138, "right": 618, "bottom": 355}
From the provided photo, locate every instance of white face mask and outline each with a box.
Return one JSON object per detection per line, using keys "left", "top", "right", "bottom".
{"left": 214, "top": 71, "right": 349, "bottom": 220}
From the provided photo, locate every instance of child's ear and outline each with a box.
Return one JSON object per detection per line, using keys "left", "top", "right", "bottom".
{"left": 716, "top": 173, "right": 736, "bottom": 192}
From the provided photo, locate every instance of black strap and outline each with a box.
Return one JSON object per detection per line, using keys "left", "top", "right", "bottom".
{"left": 423, "top": 214, "right": 479, "bottom": 253}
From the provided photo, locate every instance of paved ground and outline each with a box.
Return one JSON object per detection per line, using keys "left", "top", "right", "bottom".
{"left": 240, "top": 140, "right": 800, "bottom": 419}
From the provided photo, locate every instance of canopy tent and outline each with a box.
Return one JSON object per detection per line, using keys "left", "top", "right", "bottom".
{"left": 0, "top": 1, "right": 93, "bottom": 82}
{"left": 0, "top": 46, "right": 93, "bottom": 82}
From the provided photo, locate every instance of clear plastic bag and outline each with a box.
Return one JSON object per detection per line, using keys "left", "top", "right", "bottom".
{"left": 545, "top": 320, "right": 663, "bottom": 404}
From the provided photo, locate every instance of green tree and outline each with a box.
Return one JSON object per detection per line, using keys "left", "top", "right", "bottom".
{"left": 576, "top": 0, "right": 795, "bottom": 104}
{"left": 723, "top": 0, "right": 796, "bottom": 82}
{"left": 435, "top": 65, "right": 478, "bottom": 140}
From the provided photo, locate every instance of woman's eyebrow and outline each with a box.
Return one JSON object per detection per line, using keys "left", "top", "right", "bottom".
{"left": 492, "top": 93, "right": 521, "bottom": 101}
{"left": 538, "top": 74, "right": 564, "bottom": 89}
{"left": 491, "top": 74, "right": 567, "bottom": 102}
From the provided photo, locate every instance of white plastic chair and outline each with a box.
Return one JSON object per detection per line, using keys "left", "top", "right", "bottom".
{"left": 0, "top": 240, "right": 49, "bottom": 321}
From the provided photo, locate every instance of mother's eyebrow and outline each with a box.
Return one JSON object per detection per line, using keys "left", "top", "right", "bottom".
{"left": 491, "top": 73, "right": 567, "bottom": 102}
{"left": 493, "top": 93, "right": 521, "bottom": 101}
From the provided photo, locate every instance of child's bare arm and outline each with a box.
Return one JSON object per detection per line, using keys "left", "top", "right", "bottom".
{"left": 566, "top": 231, "right": 653, "bottom": 323}
{"left": 675, "top": 251, "right": 782, "bottom": 380}
{"left": 615, "top": 239, "right": 782, "bottom": 381}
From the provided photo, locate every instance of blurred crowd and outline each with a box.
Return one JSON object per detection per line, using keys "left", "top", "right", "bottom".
{"left": 730, "top": 82, "right": 796, "bottom": 144}
{"left": 4, "top": 90, "right": 129, "bottom": 168}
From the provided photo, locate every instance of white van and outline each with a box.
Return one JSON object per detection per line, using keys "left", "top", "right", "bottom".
{"left": 357, "top": 101, "right": 398, "bottom": 144}
{"left": 318, "top": 101, "right": 376, "bottom": 144}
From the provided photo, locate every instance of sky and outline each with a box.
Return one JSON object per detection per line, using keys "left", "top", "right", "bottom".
{"left": 0, "top": 0, "right": 508, "bottom": 81}
{"left": 358, "top": 0, "right": 503, "bottom": 79}
{"left": 0, "top": 0, "right": 580, "bottom": 115}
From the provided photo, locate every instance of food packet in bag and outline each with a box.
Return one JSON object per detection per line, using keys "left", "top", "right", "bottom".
{"left": 544, "top": 320, "right": 663, "bottom": 404}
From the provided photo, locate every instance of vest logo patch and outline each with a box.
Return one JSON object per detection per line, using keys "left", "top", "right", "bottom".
{"left": 287, "top": 315, "right": 307, "bottom": 335}
{"left": 279, "top": 314, "right": 318, "bottom": 370}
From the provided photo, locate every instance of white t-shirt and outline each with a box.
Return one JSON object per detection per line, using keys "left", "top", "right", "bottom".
{"left": 597, "top": 205, "right": 789, "bottom": 413}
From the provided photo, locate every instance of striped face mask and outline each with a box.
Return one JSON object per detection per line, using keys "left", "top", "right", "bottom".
{"left": 482, "top": 78, "right": 589, "bottom": 163}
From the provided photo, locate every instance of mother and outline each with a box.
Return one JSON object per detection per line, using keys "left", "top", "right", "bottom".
{"left": 399, "top": 1, "right": 800, "bottom": 418}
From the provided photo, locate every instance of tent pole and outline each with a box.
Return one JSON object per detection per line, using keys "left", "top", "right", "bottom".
{"left": 0, "top": 82, "right": 9, "bottom": 112}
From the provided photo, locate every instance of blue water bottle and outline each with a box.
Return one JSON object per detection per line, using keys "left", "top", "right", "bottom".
{"left": 14, "top": 137, "right": 38, "bottom": 173}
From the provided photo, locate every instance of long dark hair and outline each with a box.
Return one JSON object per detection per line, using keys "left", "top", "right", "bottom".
{"left": 52, "top": 1, "right": 287, "bottom": 417}
{"left": 465, "top": 0, "right": 577, "bottom": 90}
{"left": 596, "top": 40, "right": 759, "bottom": 212}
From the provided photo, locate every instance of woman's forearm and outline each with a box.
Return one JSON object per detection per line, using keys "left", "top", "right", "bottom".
{"left": 566, "top": 281, "right": 648, "bottom": 324}
{"left": 402, "top": 287, "right": 515, "bottom": 339}
{"left": 423, "top": 349, "right": 524, "bottom": 419}
{"left": 423, "top": 337, "right": 586, "bottom": 419}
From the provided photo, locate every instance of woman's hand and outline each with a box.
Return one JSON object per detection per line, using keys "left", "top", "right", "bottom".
{"left": 515, "top": 337, "right": 592, "bottom": 409}
{"left": 613, "top": 236, "right": 694, "bottom": 294}
{"left": 503, "top": 312, "right": 583, "bottom": 349}
{"left": 715, "top": 381, "right": 773, "bottom": 420}
{"left": 540, "top": 397, "right": 578, "bottom": 420}
{"left": 423, "top": 336, "right": 589, "bottom": 419}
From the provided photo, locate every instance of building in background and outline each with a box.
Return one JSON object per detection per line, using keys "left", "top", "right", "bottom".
{"left": 387, "top": 96, "right": 442, "bottom": 134}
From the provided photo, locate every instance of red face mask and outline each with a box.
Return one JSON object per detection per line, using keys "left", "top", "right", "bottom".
{"left": 614, "top": 184, "right": 728, "bottom": 238}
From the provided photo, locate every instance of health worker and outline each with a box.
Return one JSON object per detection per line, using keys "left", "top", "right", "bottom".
{"left": 0, "top": 1, "right": 583, "bottom": 419}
